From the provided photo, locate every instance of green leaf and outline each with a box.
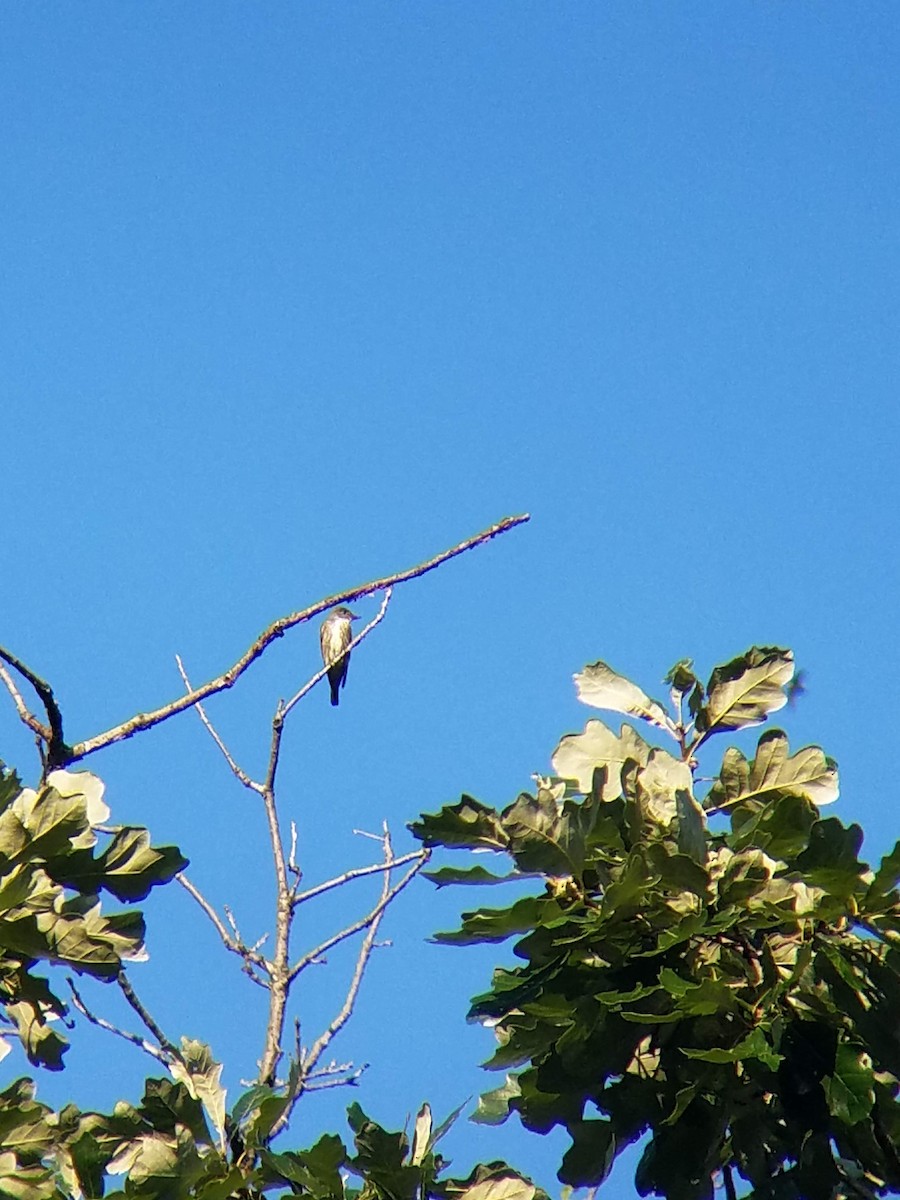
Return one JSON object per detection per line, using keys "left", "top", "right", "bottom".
{"left": 502, "top": 791, "right": 580, "bottom": 876}
{"left": 574, "top": 661, "right": 676, "bottom": 737}
{"left": 676, "top": 790, "right": 707, "bottom": 862}
{"left": 170, "top": 1038, "right": 227, "bottom": 1143}
{"left": 454, "top": 1164, "right": 541, "bottom": 1200}
{"left": 410, "top": 796, "right": 509, "bottom": 851}
{"left": 707, "top": 730, "right": 839, "bottom": 813}
{"left": 53, "top": 828, "right": 188, "bottom": 902}
{"left": 795, "top": 818, "right": 866, "bottom": 899}
{"left": 432, "top": 895, "right": 546, "bottom": 946}
{"left": 868, "top": 840, "right": 900, "bottom": 898}
{"left": 636, "top": 751, "right": 694, "bottom": 827}
{"left": 551, "top": 720, "right": 651, "bottom": 799}
{"left": 410, "top": 1102, "right": 432, "bottom": 1166}
{"left": 139, "top": 1077, "right": 210, "bottom": 1145}
{"left": 471, "top": 1076, "right": 521, "bottom": 1126}
{"left": 681, "top": 1028, "right": 780, "bottom": 1069}
{"left": 824, "top": 1044, "right": 875, "bottom": 1125}
{"left": 664, "top": 659, "right": 699, "bottom": 696}
{"left": 697, "top": 646, "right": 795, "bottom": 738}
{"left": 230, "top": 1083, "right": 277, "bottom": 1126}
{"left": 729, "top": 790, "right": 819, "bottom": 862}
{"left": 558, "top": 1118, "right": 615, "bottom": 1187}
{"left": 423, "top": 865, "right": 528, "bottom": 888}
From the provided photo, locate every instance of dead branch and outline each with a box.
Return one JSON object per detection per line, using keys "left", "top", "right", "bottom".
{"left": 117, "top": 970, "right": 179, "bottom": 1057}
{"left": 289, "top": 849, "right": 431, "bottom": 982}
{"left": 68, "top": 977, "right": 171, "bottom": 1066}
{"left": 293, "top": 849, "right": 427, "bottom": 908}
{"left": 177, "top": 873, "right": 272, "bottom": 984}
{"left": 0, "top": 646, "right": 67, "bottom": 765}
{"left": 175, "top": 656, "right": 261, "bottom": 794}
{"left": 68, "top": 514, "right": 529, "bottom": 762}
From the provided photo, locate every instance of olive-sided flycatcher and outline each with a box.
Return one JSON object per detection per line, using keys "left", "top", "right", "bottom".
{"left": 320, "top": 607, "right": 359, "bottom": 706}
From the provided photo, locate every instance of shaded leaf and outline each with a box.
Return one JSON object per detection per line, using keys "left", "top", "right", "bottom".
{"left": 697, "top": 646, "right": 795, "bottom": 737}
{"left": 410, "top": 797, "right": 509, "bottom": 851}
{"left": 424, "top": 865, "right": 528, "bottom": 888}
{"left": 558, "top": 1118, "right": 615, "bottom": 1187}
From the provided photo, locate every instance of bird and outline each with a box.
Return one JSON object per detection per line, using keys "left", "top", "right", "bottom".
{"left": 319, "top": 606, "right": 360, "bottom": 706}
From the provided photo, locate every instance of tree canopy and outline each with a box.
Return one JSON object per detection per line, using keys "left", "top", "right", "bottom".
{"left": 413, "top": 646, "right": 900, "bottom": 1199}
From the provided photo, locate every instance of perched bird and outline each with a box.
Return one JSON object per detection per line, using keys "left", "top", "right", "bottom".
{"left": 319, "top": 606, "right": 359, "bottom": 706}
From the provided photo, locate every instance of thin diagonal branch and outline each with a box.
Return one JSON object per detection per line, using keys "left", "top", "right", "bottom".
{"left": 300, "top": 827, "right": 399, "bottom": 1076}
{"left": 281, "top": 587, "right": 391, "bottom": 717}
{"left": 0, "top": 646, "right": 66, "bottom": 763}
{"left": 175, "top": 655, "right": 262, "bottom": 794}
{"left": 68, "top": 978, "right": 171, "bottom": 1066}
{"left": 289, "top": 850, "right": 431, "bottom": 982}
{"left": 177, "top": 873, "right": 272, "bottom": 982}
{"left": 274, "top": 831, "right": 428, "bottom": 1136}
{"left": 117, "top": 970, "right": 179, "bottom": 1057}
{"left": 69, "top": 514, "right": 529, "bottom": 762}
{"left": 293, "top": 849, "right": 427, "bottom": 907}
{"left": 0, "top": 662, "right": 49, "bottom": 741}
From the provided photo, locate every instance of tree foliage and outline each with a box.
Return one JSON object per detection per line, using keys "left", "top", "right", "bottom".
{"left": 413, "top": 647, "right": 900, "bottom": 1200}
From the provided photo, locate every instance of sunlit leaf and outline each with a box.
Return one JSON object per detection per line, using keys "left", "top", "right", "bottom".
{"left": 471, "top": 1076, "right": 521, "bottom": 1125}
{"left": 552, "top": 720, "right": 651, "bottom": 798}
{"left": 824, "top": 1044, "right": 875, "bottom": 1125}
{"left": 574, "top": 661, "right": 676, "bottom": 737}
{"left": 707, "top": 730, "right": 838, "bottom": 812}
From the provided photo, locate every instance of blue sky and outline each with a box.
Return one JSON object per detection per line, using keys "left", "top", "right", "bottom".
{"left": 2, "top": 3, "right": 899, "bottom": 1194}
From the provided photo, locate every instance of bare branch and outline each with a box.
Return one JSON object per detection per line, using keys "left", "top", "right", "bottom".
{"left": 175, "top": 655, "right": 262, "bottom": 794}
{"left": 117, "top": 970, "right": 178, "bottom": 1057}
{"left": 69, "top": 514, "right": 529, "bottom": 762}
{"left": 281, "top": 587, "right": 391, "bottom": 717}
{"left": 0, "top": 661, "right": 49, "bottom": 741}
{"left": 177, "top": 873, "right": 272, "bottom": 983}
{"left": 293, "top": 849, "right": 428, "bottom": 908}
{"left": 289, "top": 848, "right": 431, "bottom": 982}
{"left": 258, "top": 717, "right": 292, "bottom": 1086}
{"left": 0, "top": 646, "right": 66, "bottom": 764}
{"left": 303, "top": 1068, "right": 367, "bottom": 1091}
{"left": 68, "top": 977, "right": 171, "bottom": 1066}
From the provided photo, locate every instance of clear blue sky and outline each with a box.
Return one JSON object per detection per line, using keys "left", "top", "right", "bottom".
{"left": 2, "top": 4, "right": 898, "bottom": 1194}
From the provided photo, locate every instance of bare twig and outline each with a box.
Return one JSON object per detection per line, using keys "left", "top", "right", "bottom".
{"left": 0, "top": 662, "right": 49, "bottom": 742}
{"left": 175, "top": 656, "right": 261, "bottom": 794}
{"left": 289, "top": 849, "right": 431, "bottom": 982}
{"left": 177, "top": 873, "right": 272, "bottom": 983}
{"left": 288, "top": 821, "right": 301, "bottom": 894}
{"left": 68, "top": 515, "right": 529, "bottom": 762}
{"left": 0, "top": 645, "right": 68, "bottom": 766}
{"left": 272, "top": 828, "right": 427, "bottom": 1136}
{"left": 293, "top": 849, "right": 428, "bottom": 907}
{"left": 281, "top": 588, "right": 391, "bottom": 717}
{"left": 117, "top": 970, "right": 179, "bottom": 1057}
{"left": 303, "top": 1068, "right": 367, "bottom": 1092}
{"left": 68, "top": 977, "right": 171, "bottom": 1066}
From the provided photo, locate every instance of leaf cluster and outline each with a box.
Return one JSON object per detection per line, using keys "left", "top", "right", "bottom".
{"left": 0, "top": 763, "right": 187, "bottom": 1070}
{"left": 0, "top": 1069, "right": 545, "bottom": 1200}
{"left": 412, "top": 648, "right": 900, "bottom": 1199}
